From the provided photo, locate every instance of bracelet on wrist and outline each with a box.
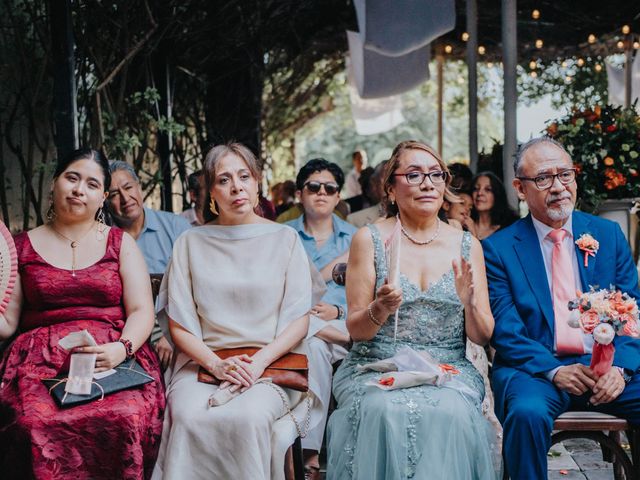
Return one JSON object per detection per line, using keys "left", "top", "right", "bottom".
{"left": 367, "top": 302, "right": 383, "bottom": 326}
{"left": 334, "top": 304, "right": 345, "bottom": 320}
{"left": 118, "top": 338, "right": 135, "bottom": 360}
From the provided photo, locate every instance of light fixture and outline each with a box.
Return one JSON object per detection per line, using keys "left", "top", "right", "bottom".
{"left": 529, "top": 60, "right": 537, "bottom": 69}
{"left": 532, "top": 9, "right": 540, "bottom": 20}
{"left": 478, "top": 46, "right": 486, "bottom": 55}
{"left": 622, "top": 25, "right": 631, "bottom": 35}
{"left": 577, "top": 58, "right": 585, "bottom": 67}
{"left": 617, "top": 40, "right": 625, "bottom": 49}
{"left": 535, "top": 39, "right": 544, "bottom": 49}
{"left": 444, "top": 45, "right": 453, "bottom": 54}
{"left": 530, "top": 71, "right": 538, "bottom": 78}
{"left": 634, "top": 41, "right": 640, "bottom": 49}
{"left": 462, "top": 32, "right": 469, "bottom": 42}
{"left": 588, "top": 34, "right": 596, "bottom": 44}
{"left": 594, "top": 63, "right": 602, "bottom": 72}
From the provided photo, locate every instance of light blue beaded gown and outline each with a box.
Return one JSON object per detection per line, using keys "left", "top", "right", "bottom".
{"left": 327, "top": 226, "right": 501, "bottom": 480}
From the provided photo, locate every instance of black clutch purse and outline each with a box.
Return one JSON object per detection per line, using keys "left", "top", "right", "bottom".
{"left": 41, "top": 358, "right": 154, "bottom": 408}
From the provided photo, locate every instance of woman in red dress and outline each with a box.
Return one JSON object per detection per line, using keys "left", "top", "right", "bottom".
{"left": 0, "top": 149, "right": 165, "bottom": 479}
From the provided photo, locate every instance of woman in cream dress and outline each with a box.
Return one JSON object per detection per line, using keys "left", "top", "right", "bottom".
{"left": 152, "top": 143, "right": 321, "bottom": 480}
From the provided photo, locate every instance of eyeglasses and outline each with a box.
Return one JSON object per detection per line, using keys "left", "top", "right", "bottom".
{"left": 393, "top": 171, "right": 448, "bottom": 186}
{"left": 516, "top": 169, "right": 576, "bottom": 190}
{"left": 303, "top": 181, "right": 339, "bottom": 195}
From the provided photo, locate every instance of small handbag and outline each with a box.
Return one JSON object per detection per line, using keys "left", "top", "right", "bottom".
{"left": 41, "top": 358, "right": 155, "bottom": 408}
{"left": 197, "top": 347, "right": 309, "bottom": 392}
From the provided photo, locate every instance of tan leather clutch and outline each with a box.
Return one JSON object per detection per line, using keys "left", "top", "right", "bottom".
{"left": 197, "top": 347, "right": 309, "bottom": 392}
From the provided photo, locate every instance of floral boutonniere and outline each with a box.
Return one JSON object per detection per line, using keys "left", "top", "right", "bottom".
{"left": 575, "top": 233, "right": 599, "bottom": 267}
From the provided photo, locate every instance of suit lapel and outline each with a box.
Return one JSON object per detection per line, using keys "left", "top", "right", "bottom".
{"left": 514, "top": 215, "right": 555, "bottom": 332}
{"left": 572, "top": 211, "right": 596, "bottom": 291}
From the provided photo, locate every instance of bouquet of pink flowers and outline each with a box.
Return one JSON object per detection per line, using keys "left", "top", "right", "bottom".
{"left": 568, "top": 286, "right": 639, "bottom": 376}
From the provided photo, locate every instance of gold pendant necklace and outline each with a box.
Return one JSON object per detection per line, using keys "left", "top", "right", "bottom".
{"left": 48, "top": 222, "right": 97, "bottom": 277}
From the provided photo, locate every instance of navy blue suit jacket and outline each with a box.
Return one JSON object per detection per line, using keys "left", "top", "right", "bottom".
{"left": 482, "top": 211, "right": 640, "bottom": 420}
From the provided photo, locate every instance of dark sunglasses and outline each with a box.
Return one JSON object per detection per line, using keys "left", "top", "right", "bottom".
{"left": 303, "top": 181, "right": 339, "bottom": 195}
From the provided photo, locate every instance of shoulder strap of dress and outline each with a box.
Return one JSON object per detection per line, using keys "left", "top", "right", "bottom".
{"left": 13, "top": 231, "right": 29, "bottom": 262}
{"left": 461, "top": 230, "right": 472, "bottom": 261}
{"left": 106, "top": 227, "right": 124, "bottom": 260}
{"left": 366, "top": 223, "right": 386, "bottom": 284}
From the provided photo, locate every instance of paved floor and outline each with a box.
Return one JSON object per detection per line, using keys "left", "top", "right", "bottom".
{"left": 548, "top": 437, "right": 630, "bottom": 480}
{"left": 317, "top": 437, "right": 631, "bottom": 479}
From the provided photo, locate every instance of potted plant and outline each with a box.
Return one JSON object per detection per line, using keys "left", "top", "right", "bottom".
{"left": 546, "top": 104, "right": 640, "bottom": 250}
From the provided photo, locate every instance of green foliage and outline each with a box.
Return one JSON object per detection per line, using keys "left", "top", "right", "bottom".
{"left": 519, "top": 57, "right": 610, "bottom": 109}
{"left": 546, "top": 103, "right": 640, "bottom": 211}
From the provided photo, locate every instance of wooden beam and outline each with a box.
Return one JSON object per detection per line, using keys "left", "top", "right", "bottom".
{"left": 466, "top": 0, "right": 479, "bottom": 172}
{"left": 437, "top": 46, "right": 444, "bottom": 157}
{"left": 502, "top": 0, "right": 518, "bottom": 208}
{"left": 49, "top": 0, "right": 78, "bottom": 159}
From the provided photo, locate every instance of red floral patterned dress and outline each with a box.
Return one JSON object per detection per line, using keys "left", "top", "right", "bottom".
{"left": 0, "top": 228, "right": 165, "bottom": 479}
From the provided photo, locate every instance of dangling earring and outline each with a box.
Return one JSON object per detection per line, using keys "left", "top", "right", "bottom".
{"left": 46, "top": 202, "right": 56, "bottom": 222}
{"left": 96, "top": 206, "right": 107, "bottom": 240}
{"left": 209, "top": 198, "right": 219, "bottom": 215}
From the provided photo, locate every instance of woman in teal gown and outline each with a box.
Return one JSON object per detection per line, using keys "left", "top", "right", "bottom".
{"left": 327, "top": 141, "right": 501, "bottom": 480}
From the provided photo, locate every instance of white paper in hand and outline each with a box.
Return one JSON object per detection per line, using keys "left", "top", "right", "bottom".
{"left": 66, "top": 352, "right": 97, "bottom": 395}
{"left": 58, "top": 329, "right": 98, "bottom": 350}
{"left": 384, "top": 219, "right": 402, "bottom": 342}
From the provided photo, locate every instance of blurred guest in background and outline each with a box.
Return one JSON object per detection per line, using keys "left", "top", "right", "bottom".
{"left": 469, "top": 171, "right": 519, "bottom": 240}
{"left": 347, "top": 160, "right": 387, "bottom": 228}
{"left": 343, "top": 150, "right": 368, "bottom": 199}
{"left": 180, "top": 170, "right": 205, "bottom": 226}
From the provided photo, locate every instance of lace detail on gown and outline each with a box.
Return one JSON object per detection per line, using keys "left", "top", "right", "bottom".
{"left": 327, "top": 225, "right": 500, "bottom": 480}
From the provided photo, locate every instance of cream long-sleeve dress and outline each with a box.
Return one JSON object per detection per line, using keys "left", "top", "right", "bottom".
{"left": 152, "top": 223, "right": 323, "bottom": 480}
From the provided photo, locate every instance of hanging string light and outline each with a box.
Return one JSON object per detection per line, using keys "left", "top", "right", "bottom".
{"left": 462, "top": 32, "right": 469, "bottom": 42}
{"left": 529, "top": 60, "right": 537, "bottom": 70}
{"left": 622, "top": 25, "right": 631, "bottom": 35}
{"left": 577, "top": 58, "right": 585, "bottom": 67}
{"left": 535, "top": 39, "right": 544, "bottom": 49}
{"left": 530, "top": 71, "right": 538, "bottom": 78}
{"left": 444, "top": 45, "right": 453, "bottom": 54}
{"left": 617, "top": 40, "right": 625, "bottom": 49}
{"left": 588, "top": 34, "right": 596, "bottom": 44}
{"left": 594, "top": 64, "right": 603, "bottom": 72}
{"left": 478, "top": 46, "right": 486, "bottom": 55}
{"left": 634, "top": 41, "right": 640, "bottom": 50}
{"left": 532, "top": 9, "right": 540, "bottom": 20}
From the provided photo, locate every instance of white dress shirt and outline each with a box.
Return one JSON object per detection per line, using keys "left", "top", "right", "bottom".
{"left": 530, "top": 215, "right": 595, "bottom": 380}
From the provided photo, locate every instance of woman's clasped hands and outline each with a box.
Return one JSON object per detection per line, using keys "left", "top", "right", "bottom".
{"left": 213, "top": 354, "right": 268, "bottom": 393}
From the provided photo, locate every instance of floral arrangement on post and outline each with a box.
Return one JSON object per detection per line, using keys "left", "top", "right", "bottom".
{"left": 546, "top": 103, "right": 640, "bottom": 211}
{"left": 567, "top": 286, "right": 639, "bottom": 376}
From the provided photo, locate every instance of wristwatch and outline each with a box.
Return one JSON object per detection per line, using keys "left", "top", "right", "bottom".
{"left": 334, "top": 304, "right": 345, "bottom": 320}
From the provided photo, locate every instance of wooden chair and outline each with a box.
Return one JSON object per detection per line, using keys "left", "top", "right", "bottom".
{"left": 551, "top": 411, "right": 639, "bottom": 480}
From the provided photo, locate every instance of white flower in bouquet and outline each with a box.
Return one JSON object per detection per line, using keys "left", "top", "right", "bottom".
{"left": 593, "top": 323, "right": 615, "bottom": 345}
{"left": 567, "top": 309, "right": 581, "bottom": 328}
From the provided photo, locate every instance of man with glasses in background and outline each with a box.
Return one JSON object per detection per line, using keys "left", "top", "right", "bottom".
{"left": 286, "top": 158, "right": 357, "bottom": 479}
{"left": 483, "top": 137, "right": 640, "bottom": 479}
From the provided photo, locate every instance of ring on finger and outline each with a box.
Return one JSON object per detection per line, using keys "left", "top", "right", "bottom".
{"left": 225, "top": 364, "right": 237, "bottom": 373}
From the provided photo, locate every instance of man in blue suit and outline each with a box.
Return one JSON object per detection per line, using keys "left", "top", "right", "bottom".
{"left": 483, "top": 137, "right": 640, "bottom": 479}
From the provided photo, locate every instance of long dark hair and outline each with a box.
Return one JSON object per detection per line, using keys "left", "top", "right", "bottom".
{"left": 470, "top": 171, "right": 518, "bottom": 228}
{"left": 53, "top": 148, "right": 111, "bottom": 191}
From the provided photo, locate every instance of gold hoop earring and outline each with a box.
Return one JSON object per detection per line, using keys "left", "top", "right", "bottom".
{"left": 209, "top": 198, "right": 219, "bottom": 216}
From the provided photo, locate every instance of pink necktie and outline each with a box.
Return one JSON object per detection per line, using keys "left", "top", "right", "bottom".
{"left": 549, "top": 228, "right": 584, "bottom": 355}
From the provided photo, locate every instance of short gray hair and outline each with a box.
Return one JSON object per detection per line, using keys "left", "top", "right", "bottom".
{"left": 514, "top": 136, "right": 569, "bottom": 175}
{"left": 108, "top": 160, "right": 140, "bottom": 183}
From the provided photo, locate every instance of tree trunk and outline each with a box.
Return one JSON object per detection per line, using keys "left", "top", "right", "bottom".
{"left": 203, "top": 55, "right": 264, "bottom": 156}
